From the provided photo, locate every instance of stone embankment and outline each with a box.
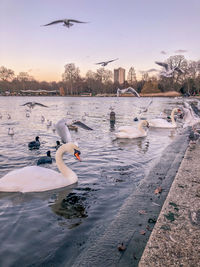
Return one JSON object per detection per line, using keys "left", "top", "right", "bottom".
{"left": 139, "top": 141, "right": 200, "bottom": 267}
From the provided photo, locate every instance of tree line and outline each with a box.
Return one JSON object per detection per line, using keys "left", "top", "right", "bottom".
{"left": 0, "top": 55, "right": 200, "bottom": 96}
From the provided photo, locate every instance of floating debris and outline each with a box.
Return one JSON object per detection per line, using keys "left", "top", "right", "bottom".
{"left": 154, "top": 186, "right": 162, "bottom": 194}
{"left": 118, "top": 242, "right": 126, "bottom": 251}
{"left": 140, "top": 230, "right": 146, "bottom": 235}
{"left": 152, "top": 202, "right": 161, "bottom": 207}
{"left": 138, "top": 210, "right": 147, "bottom": 215}
{"left": 146, "top": 225, "right": 152, "bottom": 231}
{"left": 148, "top": 217, "right": 157, "bottom": 224}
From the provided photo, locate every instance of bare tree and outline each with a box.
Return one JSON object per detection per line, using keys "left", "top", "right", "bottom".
{"left": 17, "top": 72, "right": 34, "bottom": 90}
{"left": 127, "top": 67, "right": 137, "bottom": 86}
{"left": 96, "top": 68, "right": 112, "bottom": 83}
{"left": 62, "top": 63, "right": 80, "bottom": 95}
{"left": 0, "top": 66, "right": 15, "bottom": 81}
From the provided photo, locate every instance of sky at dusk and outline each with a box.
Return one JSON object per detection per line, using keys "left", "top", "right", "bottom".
{"left": 0, "top": 0, "right": 200, "bottom": 82}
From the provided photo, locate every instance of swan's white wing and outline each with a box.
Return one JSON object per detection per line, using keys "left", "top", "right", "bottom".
{"left": 0, "top": 166, "right": 76, "bottom": 192}
{"left": 118, "top": 126, "right": 137, "bottom": 133}
{"left": 149, "top": 118, "right": 176, "bottom": 128}
{"left": 55, "top": 119, "right": 72, "bottom": 143}
{"left": 115, "top": 127, "right": 146, "bottom": 138}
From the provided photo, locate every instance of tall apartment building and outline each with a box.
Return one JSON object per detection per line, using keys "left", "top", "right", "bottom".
{"left": 114, "top": 67, "right": 125, "bottom": 84}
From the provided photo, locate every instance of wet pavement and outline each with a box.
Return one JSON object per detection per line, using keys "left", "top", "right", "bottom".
{"left": 139, "top": 140, "right": 200, "bottom": 267}
{"left": 71, "top": 129, "right": 189, "bottom": 267}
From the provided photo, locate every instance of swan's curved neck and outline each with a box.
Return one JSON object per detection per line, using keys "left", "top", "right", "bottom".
{"left": 138, "top": 121, "right": 146, "bottom": 134}
{"left": 171, "top": 109, "right": 176, "bottom": 125}
{"left": 55, "top": 145, "right": 75, "bottom": 178}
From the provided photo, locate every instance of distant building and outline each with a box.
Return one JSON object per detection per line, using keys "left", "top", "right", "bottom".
{"left": 114, "top": 68, "right": 125, "bottom": 84}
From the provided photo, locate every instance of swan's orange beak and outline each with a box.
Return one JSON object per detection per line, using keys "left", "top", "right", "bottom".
{"left": 74, "top": 152, "right": 81, "bottom": 161}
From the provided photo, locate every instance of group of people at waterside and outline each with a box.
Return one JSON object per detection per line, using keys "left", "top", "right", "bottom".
{"left": 0, "top": 95, "right": 200, "bottom": 194}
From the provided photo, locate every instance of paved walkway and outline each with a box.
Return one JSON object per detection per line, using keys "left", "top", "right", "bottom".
{"left": 72, "top": 131, "right": 189, "bottom": 267}
{"left": 139, "top": 141, "right": 200, "bottom": 267}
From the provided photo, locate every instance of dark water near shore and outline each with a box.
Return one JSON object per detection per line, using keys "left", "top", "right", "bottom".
{"left": 0, "top": 96, "right": 184, "bottom": 266}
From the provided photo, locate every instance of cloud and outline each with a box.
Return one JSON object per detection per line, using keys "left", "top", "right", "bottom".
{"left": 147, "top": 68, "right": 158, "bottom": 73}
{"left": 161, "top": 50, "right": 167, "bottom": 55}
{"left": 174, "top": 49, "right": 188, "bottom": 53}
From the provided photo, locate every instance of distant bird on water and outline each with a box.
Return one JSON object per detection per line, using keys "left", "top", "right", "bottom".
{"left": 155, "top": 61, "right": 184, "bottom": 77}
{"left": 95, "top": 58, "right": 119, "bottom": 67}
{"left": 21, "top": 102, "right": 48, "bottom": 109}
{"left": 37, "top": 151, "right": 52, "bottom": 165}
{"left": 8, "top": 128, "right": 14, "bottom": 136}
{"left": 28, "top": 136, "right": 40, "bottom": 150}
{"left": 42, "top": 19, "right": 88, "bottom": 28}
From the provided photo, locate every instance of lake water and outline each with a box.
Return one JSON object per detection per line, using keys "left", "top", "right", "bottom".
{"left": 0, "top": 96, "right": 184, "bottom": 266}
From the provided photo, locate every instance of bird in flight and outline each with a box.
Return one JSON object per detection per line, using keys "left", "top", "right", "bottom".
{"left": 117, "top": 87, "right": 140, "bottom": 97}
{"left": 42, "top": 19, "right": 88, "bottom": 28}
{"left": 155, "top": 61, "right": 184, "bottom": 77}
{"left": 95, "top": 58, "right": 119, "bottom": 67}
{"left": 21, "top": 102, "right": 48, "bottom": 109}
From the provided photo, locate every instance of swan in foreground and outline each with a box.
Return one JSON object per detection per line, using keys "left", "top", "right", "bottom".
{"left": 55, "top": 118, "right": 93, "bottom": 143}
{"left": 42, "top": 19, "right": 88, "bottom": 28}
{"left": 149, "top": 108, "right": 181, "bottom": 128}
{"left": 117, "top": 87, "right": 140, "bottom": 97}
{"left": 115, "top": 120, "right": 149, "bottom": 139}
{"left": 155, "top": 61, "right": 184, "bottom": 77}
{"left": 0, "top": 143, "right": 81, "bottom": 193}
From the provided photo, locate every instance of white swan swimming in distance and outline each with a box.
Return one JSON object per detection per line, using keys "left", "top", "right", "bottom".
{"left": 149, "top": 108, "right": 181, "bottom": 128}
{"left": 0, "top": 143, "right": 81, "bottom": 193}
{"left": 115, "top": 120, "right": 149, "bottom": 139}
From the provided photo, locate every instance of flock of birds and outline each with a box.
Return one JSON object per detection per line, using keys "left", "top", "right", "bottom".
{"left": 0, "top": 96, "right": 200, "bottom": 193}
{"left": 41, "top": 17, "right": 186, "bottom": 74}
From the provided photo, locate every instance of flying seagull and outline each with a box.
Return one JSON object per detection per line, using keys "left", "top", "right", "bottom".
{"left": 21, "top": 102, "right": 48, "bottom": 109}
{"left": 42, "top": 19, "right": 88, "bottom": 28}
{"left": 117, "top": 87, "right": 140, "bottom": 97}
{"left": 95, "top": 58, "right": 119, "bottom": 67}
{"left": 155, "top": 61, "right": 184, "bottom": 77}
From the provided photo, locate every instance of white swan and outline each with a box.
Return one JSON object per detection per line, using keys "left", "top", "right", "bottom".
{"left": 0, "top": 143, "right": 81, "bottom": 193}
{"left": 115, "top": 120, "right": 149, "bottom": 139}
{"left": 182, "top": 103, "right": 200, "bottom": 128}
{"left": 149, "top": 108, "right": 181, "bottom": 128}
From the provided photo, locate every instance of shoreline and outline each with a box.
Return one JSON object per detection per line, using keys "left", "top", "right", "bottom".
{"left": 70, "top": 129, "right": 189, "bottom": 267}
{"left": 0, "top": 90, "right": 192, "bottom": 97}
{"left": 139, "top": 140, "right": 200, "bottom": 267}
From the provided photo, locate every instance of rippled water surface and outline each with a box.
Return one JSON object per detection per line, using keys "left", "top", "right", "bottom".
{"left": 0, "top": 96, "right": 183, "bottom": 266}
